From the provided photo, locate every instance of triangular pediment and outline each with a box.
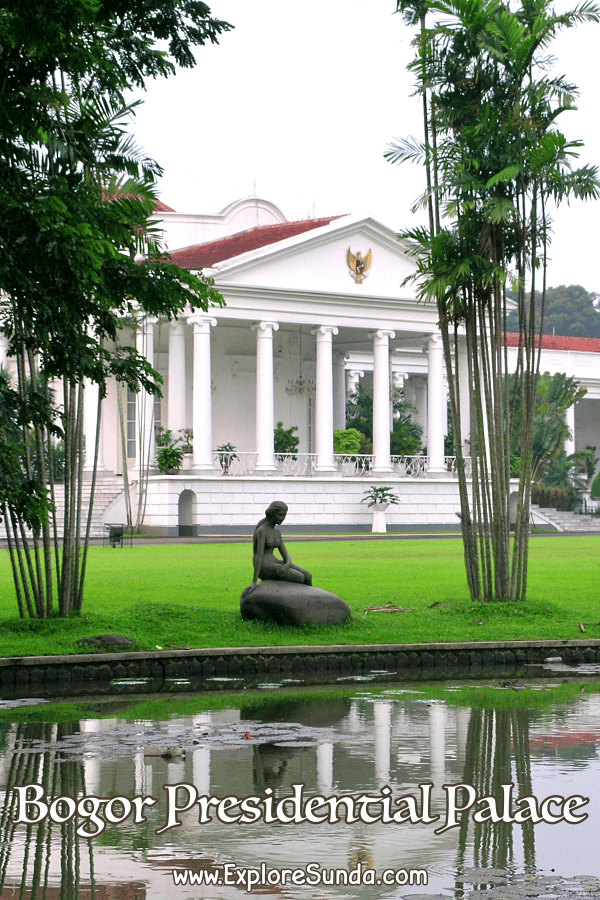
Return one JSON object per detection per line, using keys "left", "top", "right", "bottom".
{"left": 210, "top": 213, "right": 418, "bottom": 301}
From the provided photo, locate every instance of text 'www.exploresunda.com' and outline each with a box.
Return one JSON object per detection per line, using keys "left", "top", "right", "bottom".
{"left": 171, "top": 862, "right": 428, "bottom": 890}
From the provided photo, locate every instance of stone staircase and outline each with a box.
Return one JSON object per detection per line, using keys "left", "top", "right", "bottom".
{"left": 531, "top": 504, "right": 600, "bottom": 533}
{"left": 51, "top": 474, "right": 126, "bottom": 539}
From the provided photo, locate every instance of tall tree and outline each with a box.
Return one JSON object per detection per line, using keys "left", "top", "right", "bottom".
{"left": 388, "top": 0, "right": 600, "bottom": 601}
{"left": 506, "top": 285, "right": 600, "bottom": 337}
{"left": 0, "top": 0, "right": 231, "bottom": 617}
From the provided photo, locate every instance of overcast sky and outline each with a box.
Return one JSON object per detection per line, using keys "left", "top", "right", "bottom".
{"left": 132, "top": 0, "right": 600, "bottom": 293}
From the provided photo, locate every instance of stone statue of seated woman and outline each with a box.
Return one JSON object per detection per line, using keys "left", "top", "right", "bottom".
{"left": 244, "top": 501, "right": 311, "bottom": 595}
{"left": 240, "top": 500, "right": 350, "bottom": 626}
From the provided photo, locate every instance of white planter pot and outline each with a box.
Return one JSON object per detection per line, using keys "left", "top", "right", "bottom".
{"left": 371, "top": 502, "right": 390, "bottom": 533}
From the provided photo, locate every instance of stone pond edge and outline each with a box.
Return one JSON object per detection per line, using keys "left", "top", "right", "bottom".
{"left": 1, "top": 639, "right": 600, "bottom": 691}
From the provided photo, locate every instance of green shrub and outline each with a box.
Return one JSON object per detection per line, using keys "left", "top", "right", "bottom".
{"left": 590, "top": 471, "right": 600, "bottom": 500}
{"left": 390, "top": 422, "right": 421, "bottom": 456}
{"left": 333, "top": 428, "right": 362, "bottom": 454}
{"left": 274, "top": 421, "right": 299, "bottom": 456}
{"left": 531, "top": 483, "right": 573, "bottom": 511}
{"left": 156, "top": 445, "right": 184, "bottom": 473}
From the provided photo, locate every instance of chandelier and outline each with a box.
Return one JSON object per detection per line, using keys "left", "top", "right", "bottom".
{"left": 286, "top": 327, "right": 315, "bottom": 396}
{"left": 286, "top": 376, "right": 315, "bottom": 396}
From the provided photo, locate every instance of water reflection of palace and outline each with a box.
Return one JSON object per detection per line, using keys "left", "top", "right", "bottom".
{"left": 0, "top": 885, "right": 147, "bottom": 899}
{"left": 1, "top": 689, "right": 600, "bottom": 898}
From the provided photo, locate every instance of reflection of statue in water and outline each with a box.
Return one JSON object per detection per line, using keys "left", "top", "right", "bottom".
{"left": 244, "top": 501, "right": 312, "bottom": 596}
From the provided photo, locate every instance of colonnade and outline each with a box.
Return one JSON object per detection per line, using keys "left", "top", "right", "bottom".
{"left": 81, "top": 316, "right": 455, "bottom": 476}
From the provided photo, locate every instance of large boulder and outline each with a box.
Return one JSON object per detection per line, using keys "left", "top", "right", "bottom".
{"left": 240, "top": 581, "right": 351, "bottom": 626}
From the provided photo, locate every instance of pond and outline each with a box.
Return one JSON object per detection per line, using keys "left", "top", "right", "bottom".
{"left": 1, "top": 678, "right": 600, "bottom": 899}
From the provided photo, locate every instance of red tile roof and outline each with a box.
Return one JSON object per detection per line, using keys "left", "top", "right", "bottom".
{"left": 167, "top": 215, "right": 345, "bottom": 269}
{"left": 504, "top": 332, "right": 600, "bottom": 353}
{"left": 154, "top": 199, "right": 175, "bottom": 212}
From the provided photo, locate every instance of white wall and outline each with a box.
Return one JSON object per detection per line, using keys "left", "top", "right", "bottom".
{"left": 142, "top": 476, "right": 465, "bottom": 533}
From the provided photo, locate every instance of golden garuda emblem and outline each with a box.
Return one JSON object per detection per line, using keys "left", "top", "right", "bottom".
{"left": 347, "top": 248, "right": 372, "bottom": 284}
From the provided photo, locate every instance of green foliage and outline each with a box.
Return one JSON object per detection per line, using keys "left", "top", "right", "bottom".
{"left": 333, "top": 428, "right": 362, "bottom": 454}
{"left": 154, "top": 427, "right": 185, "bottom": 472}
{"left": 155, "top": 445, "right": 184, "bottom": 474}
{"left": 390, "top": 419, "right": 422, "bottom": 456}
{"left": 571, "top": 446, "right": 598, "bottom": 483}
{"left": 510, "top": 371, "right": 587, "bottom": 481}
{"left": 531, "top": 484, "right": 574, "bottom": 511}
{"left": 591, "top": 471, "right": 600, "bottom": 500}
{"left": 179, "top": 428, "right": 193, "bottom": 453}
{"left": 506, "top": 285, "right": 600, "bottom": 338}
{"left": 358, "top": 433, "right": 373, "bottom": 454}
{"left": 361, "top": 485, "right": 401, "bottom": 507}
{"left": 0, "top": 366, "right": 51, "bottom": 534}
{"left": 273, "top": 421, "right": 299, "bottom": 457}
{"left": 154, "top": 426, "right": 174, "bottom": 448}
{"left": 216, "top": 443, "right": 237, "bottom": 474}
{"left": 345, "top": 384, "right": 374, "bottom": 439}
{"left": 389, "top": 0, "right": 600, "bottom": 602}
{"left": 0, "top": 0, "right": 231, "bottom": 617}
{"left": 539, "top": 451, "right": 586, "bottom": 500}
{"left": 345, "top": 384, "right": 422, "bottom": 451}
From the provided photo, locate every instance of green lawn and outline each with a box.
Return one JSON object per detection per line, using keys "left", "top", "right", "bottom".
{"left": 0, "top": 535, "right": 598, "bottom": 658}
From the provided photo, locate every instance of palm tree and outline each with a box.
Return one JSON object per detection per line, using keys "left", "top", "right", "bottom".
{"left": 387, "top": 0, "right": 600, "bottom": 601}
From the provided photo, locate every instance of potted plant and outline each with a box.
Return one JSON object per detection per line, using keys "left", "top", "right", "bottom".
{"left": 216, "top": 443, "right": 237, "bottom": 475}
{"left": 155, "top": 426, "right": 184, "bottom": 474}
{"left": 179, "top": 428, "right": 193, "bottom": 454}
{"left": 361, "top": 485, "right": 400, "bottom": 534}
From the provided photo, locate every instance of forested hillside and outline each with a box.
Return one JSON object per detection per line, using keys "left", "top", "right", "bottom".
{"left": 506, "top": 285, "right": 600, "bottom": 338}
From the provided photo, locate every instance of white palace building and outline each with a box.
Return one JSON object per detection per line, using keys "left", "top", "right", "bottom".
{"left": 5, "top": 196, "right": 600, "bottom": 534}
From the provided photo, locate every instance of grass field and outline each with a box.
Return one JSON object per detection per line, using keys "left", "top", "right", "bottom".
{"left": 0, "top": 535, "right": 598, "bottom": 658}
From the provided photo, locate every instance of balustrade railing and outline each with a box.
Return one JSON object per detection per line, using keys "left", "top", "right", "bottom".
{"left": 209, "top": 450, "right": 444, "bottom": 477}
{"left": 444, "top": 456, "right": 473, "bottom": 476}
{"left": 334, "top": 454, "right": 374, "bottom": 476}
{"left": 275, "top": 453, "right": 318, "bottom": 476}
{"left": 212, "top": 451, "right": 258, "bottom": 476}
{"left": 391, "top": 455, "right": 429, "bottom": 477}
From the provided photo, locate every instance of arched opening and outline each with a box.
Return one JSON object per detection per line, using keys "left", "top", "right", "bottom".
{"left": 178, "top": 490, "right": 196, "bottom": 537}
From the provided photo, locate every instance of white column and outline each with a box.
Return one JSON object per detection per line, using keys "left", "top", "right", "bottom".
{"left": 193, "top": 747, "right": 211, "bottom": 795}
{"left": 83, "top": 379, "right": 104, "bottom": 472}
{"left": 564, "top": 403, "right": 576, "bottom": 455}
{"left": 374, "top": 702, "right": 392, "bottom": 785}
{"left": 391, "top": 371, "right": 408, "bottom": 434}
{"left": 252, "top": 321, "right": 279, "bottom": 473}
{"left": 316, "top": 742, "right": 334, "bottom": 794}
{"left": 192, "top": 713, "right": 212, "bottom": 795}
{"left": 135, "top": 316, "right": 157, "bottom": 471}
{"left": 370, "top": 329, "right": 395, "bottom": 473}
{"left": 457, "top": 340, "right": 471, "bottom": 453}
{"left": 345, "top": 368, "right": 364, "bottom": 429}
{"left": 0, "top": 333, "right": 7, "bottom": 369}
{"left": 312, "top": 325, "right": 338, "bottom": 472}
{"left": 391, "top": 371, "right": 407, "bottom": 395}
{"left": 332, "top": 353, "right": 346, "bottom": 432}
{"left": 346, "top": 368, "right": 364, "bottom": 401}
{"left": 427, "top": 333, "right": 446, "bottom": 474}
{"left": 188, "top": 315, "right": 217, "bottom": 472}
{"left": 429, "top": 704, "right": 446, "bottom": 802}
{"left": 168, "top": 319, "right": 187, "bottom": 437}
{"left": 410, "top": 376, "right": 428, "bottom": 439}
